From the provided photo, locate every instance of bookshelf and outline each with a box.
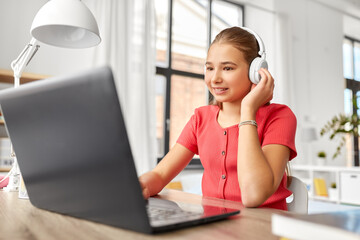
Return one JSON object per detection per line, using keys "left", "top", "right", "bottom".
{"left": 291, "top": 165, "right": 360, "bottom": 205}
{"left": 0, "top": 69, "right": 49, "bottom": 84}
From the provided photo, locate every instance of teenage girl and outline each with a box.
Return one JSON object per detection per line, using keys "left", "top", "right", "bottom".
{"left": 139, "top": 26, "right": 297, "bottom": 210}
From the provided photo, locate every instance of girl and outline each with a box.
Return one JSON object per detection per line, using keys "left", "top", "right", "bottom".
{"left": 139, "top": 26, "right": 297, "bottom": 210}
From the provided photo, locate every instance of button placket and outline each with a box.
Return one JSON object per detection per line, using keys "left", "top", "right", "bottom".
{"left": 219, "top": 129, "right": 228, "bottom": 198}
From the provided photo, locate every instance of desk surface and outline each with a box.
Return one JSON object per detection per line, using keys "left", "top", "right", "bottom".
{"left": 0, "top": 189, "right": 281, "bottom": 240}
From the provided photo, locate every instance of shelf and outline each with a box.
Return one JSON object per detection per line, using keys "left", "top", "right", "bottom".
{"left": 292, "top": 165, "right": 360, "bottom": 172}
{"left": 310, "top": 195, "right": 338, "bottom": 203}
{"left": 0, "top": 69, "right": 50, "bottom": 84}
{"left": 291, "top": 165, "right": 360, "bottom": 206}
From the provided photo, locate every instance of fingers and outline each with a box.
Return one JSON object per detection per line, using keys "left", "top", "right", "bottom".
{"left": 243, "top": 68, "right": 274, "bottom": 112}
{"left": 139, "top": 178, "right": 150, "bottom": 199}
{"left": 250, "top": 83, "right": 257, "bottom": 91}
{"left": 142, "top": 187, "right": 150, "bottom": 199}
{"left": 256, "top": 68, "right": 274, "bottom": 102}
{"left": 258, "top": 68, "right": 274, "bottom": 87}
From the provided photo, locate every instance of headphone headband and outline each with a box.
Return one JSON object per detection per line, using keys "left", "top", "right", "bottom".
{"left": 240, "top": 27, "right": 266, "bottom": 59}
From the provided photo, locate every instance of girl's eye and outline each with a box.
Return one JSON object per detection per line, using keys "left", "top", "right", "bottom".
{"left": 206, "top": 67, "right": 213, "bottom": 71}
{"left": 224, "top": 66, "right": 233, "bottom": 71}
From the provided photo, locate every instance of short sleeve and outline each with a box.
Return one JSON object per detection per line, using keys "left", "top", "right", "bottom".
{"left": 261, "top": 106, "right": 297, "bottom": 160}
{"left": 176, "top": 114, "right": 198, "bottom": 155}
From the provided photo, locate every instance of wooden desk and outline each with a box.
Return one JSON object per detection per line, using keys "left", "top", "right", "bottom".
{"left": 0, "top": 189, "right": 281, "bottom": 240}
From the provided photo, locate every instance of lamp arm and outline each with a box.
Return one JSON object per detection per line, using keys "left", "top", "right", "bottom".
{"left": 10, "top": 38, "right": 40, "bottom": 87}
{"left": 3, "top": 38, "right": 40, "bottom": 192}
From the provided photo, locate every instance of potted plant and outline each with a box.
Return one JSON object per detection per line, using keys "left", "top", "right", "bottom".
{"left": 316, "top": 151, "right": 327, "bottom": 166}
{"left": 328, "top": 182, "right": 338, "bottom": 201}
{"left": 320, "top": 96, "right": 359, "bottom": 166}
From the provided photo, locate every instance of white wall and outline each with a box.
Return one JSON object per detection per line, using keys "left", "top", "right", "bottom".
{"left": 236, "top": 0, "right": 350, "bottom": 165}
{"left": 0, "top": 0, "right": 97, "bottom": 77}
{"left": 274, "top": 0, "right": 345, "bottom": 165}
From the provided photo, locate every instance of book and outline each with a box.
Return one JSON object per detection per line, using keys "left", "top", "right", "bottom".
{"left": 313, "top": 178, "right": 328, "bottom": 196}
{"left": 272, "top": 209, "right": 360, "bottom": 240}
{"left": 165, "top": 181, "right": 183, "bottom": 190}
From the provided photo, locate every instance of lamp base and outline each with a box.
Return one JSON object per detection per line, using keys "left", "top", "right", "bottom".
{"left": 3, "top": 158, "right": 20, "bottom": 192}
{"left": 3, "top": 173, "right": 20, "bottom": 192}
{"left": 18, "top": 174, "right": 29, "bottom": 199}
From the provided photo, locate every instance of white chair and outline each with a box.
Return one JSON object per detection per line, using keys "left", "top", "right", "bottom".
{"left": 286, "top": 176, "right": 308, "bottom": 214}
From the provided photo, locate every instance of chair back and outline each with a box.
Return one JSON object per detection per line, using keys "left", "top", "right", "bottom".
{"left": 286, "top": 176, "right": 308, "bottom": 214}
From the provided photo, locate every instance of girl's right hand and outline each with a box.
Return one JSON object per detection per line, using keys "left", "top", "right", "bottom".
{"left": 138, "top": 171, "right": 164, "bottom": 199}
{"left": 139, "top": 179, "right": 150, "bottom": 199}
{"left": 138, "top": 144, "right": 195, "bottom": 200}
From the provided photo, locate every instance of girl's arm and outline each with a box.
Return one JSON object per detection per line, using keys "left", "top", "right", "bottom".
{"left": 139, "top": 143, "right": 195, "bottom": 199}
{"left": 238, "top": 68, "right": 290, "bottom": 207}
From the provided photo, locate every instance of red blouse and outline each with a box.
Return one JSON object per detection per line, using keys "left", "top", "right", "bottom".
{"left": 177, "top": 104, "right": 297, "bottom": 210}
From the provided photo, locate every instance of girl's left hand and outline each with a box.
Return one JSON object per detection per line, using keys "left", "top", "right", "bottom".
{"left": 241, "top": 68, "right": 274, "bottom": 115}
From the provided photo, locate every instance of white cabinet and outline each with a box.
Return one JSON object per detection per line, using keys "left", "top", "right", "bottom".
{"left": 291, "top": 165, "right": 360, "bottom": 205}
{"left": 340, "top": 172, "right": 360, "bottom": 205}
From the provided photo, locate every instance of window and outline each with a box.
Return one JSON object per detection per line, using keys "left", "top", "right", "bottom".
{"left": 155, "top": 0, "right": 244, "bottom": 166}
{"left": 343, "top": 36, "right": 360, "bottom": 166}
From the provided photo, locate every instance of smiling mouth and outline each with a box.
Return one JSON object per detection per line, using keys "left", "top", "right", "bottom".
{"left": 213, "top": 88, "right": 228, "bottom": 94}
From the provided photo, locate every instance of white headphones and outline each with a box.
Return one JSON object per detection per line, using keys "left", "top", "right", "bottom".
{"left": 241, "top": 27, "right": 268, "bottom": 84}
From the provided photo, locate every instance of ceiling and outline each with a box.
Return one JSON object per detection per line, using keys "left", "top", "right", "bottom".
{"left": 314, "top": 0, "right": 360, "bottom": 39}
{"left": 315, "top": 0, "right": 360, "bottom": 18}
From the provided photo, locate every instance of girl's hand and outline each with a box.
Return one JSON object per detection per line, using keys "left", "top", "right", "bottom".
{"left": 138, "top": 144, "right": 194, "bottom": 200}
{"left": 138, "top": 171, "right": 163, "bottom": 200}
{"left": 139, "top": 178, "right": 151, "bottom": 199}
{"left": 241, "top": 68, "right": 274, "bottom": 117}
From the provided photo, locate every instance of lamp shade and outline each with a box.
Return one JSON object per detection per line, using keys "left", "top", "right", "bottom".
{"left": 30, "top": 0, "right": 101, "bottom": 48}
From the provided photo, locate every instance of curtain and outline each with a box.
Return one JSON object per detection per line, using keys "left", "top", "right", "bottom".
{"left": 86, "top": 0, "right": 157, "bottom": 175}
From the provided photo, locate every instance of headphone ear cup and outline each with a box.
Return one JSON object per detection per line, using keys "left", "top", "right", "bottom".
{"left": 249, "top": 57, "right": 268, "bottom": 84}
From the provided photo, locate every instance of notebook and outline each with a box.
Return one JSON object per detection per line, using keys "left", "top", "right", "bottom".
{"left": 0, "top": 66, "right": 240, "bottom": 234}
{"left": 272, "top": 209, "right": 360, "bottom": 240}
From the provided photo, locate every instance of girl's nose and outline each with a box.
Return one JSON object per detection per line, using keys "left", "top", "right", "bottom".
{"left": 211, "top": 70, "right": 222, "bottom": 83}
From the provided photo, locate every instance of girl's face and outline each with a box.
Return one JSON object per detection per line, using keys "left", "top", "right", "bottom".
{"left": 205, "top": 43, "right": 251, "bottom": 106}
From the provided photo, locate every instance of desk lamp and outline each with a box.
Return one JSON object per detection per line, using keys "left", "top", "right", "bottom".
{"left": 1, "top": 0, "right": 101, "bottom": 193}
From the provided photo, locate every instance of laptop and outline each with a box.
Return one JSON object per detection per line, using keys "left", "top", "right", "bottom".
{"left": 0, "top": 66, "right": 240, "bottom": 234}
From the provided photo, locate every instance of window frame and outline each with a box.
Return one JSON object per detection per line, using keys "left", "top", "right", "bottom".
{"left": 156, "top": 0, "right": 244, "bottom": 168}
{"left": 344, "top": 35, "right": 360, "bottom": 167}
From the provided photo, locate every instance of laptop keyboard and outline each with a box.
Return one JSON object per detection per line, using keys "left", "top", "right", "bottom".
{"left": 147, "top": 205, "right": 203, "bottom": 223}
